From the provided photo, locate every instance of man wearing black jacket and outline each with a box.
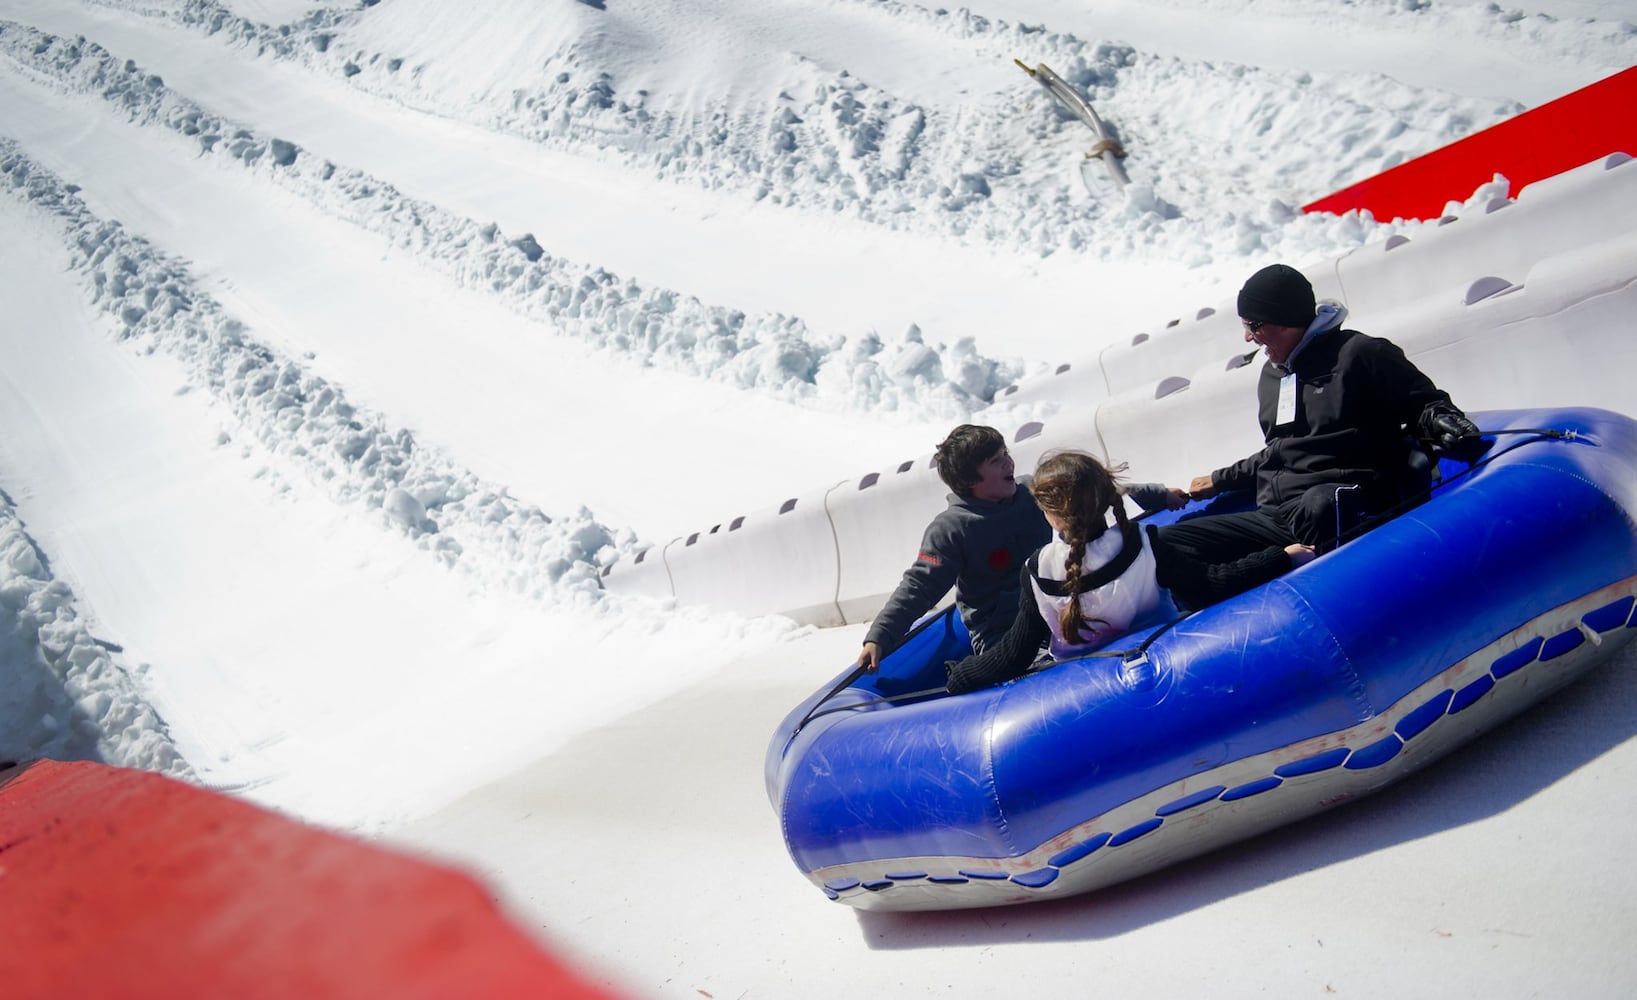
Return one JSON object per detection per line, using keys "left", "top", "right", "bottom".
{"left": 1161, "top": 263, "right": 1485, "bottom": 609}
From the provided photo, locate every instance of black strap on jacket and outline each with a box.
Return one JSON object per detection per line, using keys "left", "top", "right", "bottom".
{"left": 1030, "top": 521, "right": 1143, "bottom": 597}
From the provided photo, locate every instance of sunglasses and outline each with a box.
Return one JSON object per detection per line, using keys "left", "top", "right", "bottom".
{"left": 1241, "top": 319, "right": 1266, "bottom": 334}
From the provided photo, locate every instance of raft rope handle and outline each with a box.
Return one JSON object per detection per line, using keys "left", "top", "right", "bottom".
{"left": 796, "top": 615, "right": 1191, "bottom": 727}
{"left": 785, "top": 664, "right": 884, "bottom": 739}
{"left": 785, "top": 428, "right": 1585, "bottom": 738}
{"left": 799, "top": 605, "right": 1199, "bottom": 729}
{"left": 785, "top": 607, "right": 962, "bottom": 739}
{"left": 792, "top": 502, "right": 1180, "bottom": 734}
{"left": 1331, "top": 427, "right": 1579, "bottom": 549}
{"left": 793, "top": 684, "right": 956, "bottom": 729}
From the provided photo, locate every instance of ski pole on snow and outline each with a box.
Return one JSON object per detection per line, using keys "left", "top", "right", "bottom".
{"left": 1015, "top": 58, "right": 1129, "bottom": 189}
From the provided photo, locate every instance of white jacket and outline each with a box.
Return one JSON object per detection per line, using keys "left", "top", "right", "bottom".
{"left": 1028, "top": 522, "right": 1173, "bottom": 659}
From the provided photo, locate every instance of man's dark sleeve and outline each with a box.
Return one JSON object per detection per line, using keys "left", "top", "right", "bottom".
{"left": 1211, "top": 452, "right": 1263, "bottom": 493}
{"left": 1212, "top": 368, "right": 1274, "bottom": 491}
{"left": 945, "top": 567, "right": 1050, "bottom": 694}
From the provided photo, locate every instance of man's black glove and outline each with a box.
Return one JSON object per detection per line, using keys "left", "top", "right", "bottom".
{"left": 1419, "top": 402, "right": 1491, "bottom": 464}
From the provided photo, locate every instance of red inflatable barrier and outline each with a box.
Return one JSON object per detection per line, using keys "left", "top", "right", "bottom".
{"left": 1304, "top": 66, "right": 1637, "bottom": 221}
{"left": 0, "top": 760, "right": 622, "bottom": 1000}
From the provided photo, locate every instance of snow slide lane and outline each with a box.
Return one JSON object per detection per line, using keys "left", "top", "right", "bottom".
{"left": 0, "top": 0, "right": 1174, "bottom": 360}
{"left": 0, "top": 43, "right": 951, "bottom": 543}
{"left": 0, "top": 157, "right": 802, "bottom": 829}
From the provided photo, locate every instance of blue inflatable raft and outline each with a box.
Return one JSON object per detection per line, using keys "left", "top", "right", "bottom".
{"left": 765, "top": 407, "right": 1637, "bottom": 911}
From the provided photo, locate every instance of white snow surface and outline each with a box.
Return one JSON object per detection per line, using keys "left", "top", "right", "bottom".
{"left": 1, "top": 0, "right": 1635, "bottom": 996}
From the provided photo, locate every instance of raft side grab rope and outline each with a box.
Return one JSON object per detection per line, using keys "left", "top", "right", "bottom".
{"left": 785, "top": 663, "right": 875, "bottom": 740}
{"left": 785, "top": 608, "right": 957, "bottom": 739}
{"left": 1334, "top": 426, "right": 1580, "bottom": 548}
{"left": 793, "top": 684, "right": 956, "bottom": 729}
{"left": 796, "top": 614, "right": 1190, "bottom": 729}
{"left": 786, "top": 427, "right": 1585, "bottom": 739}
{"left": 794, "top": 610, "right": 1194, "bottom": 732}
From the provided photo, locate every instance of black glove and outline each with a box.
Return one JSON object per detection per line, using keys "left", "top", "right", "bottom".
{"left": 1419, "top": 403, "right": 1491, "bottom": 464}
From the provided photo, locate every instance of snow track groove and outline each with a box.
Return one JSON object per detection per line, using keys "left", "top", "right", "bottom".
{"left": 10, "top": 0, "right": 1545, "bottom": 262}
{"left": 0, "top": 142, "right": 621, "bottom": 598}
{"left": 0, "top": 20, "right": 1025, "bottom": 417}
{"left": 0, "top": 157, "right": 798, "bottom": 822}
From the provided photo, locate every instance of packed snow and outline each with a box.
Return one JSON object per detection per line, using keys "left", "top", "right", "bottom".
{"left": 2, "top": 0, "right": 1634, "bottom": 996}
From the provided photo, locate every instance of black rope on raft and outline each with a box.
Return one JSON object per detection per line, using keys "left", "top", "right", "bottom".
{"left": 1332, "top": 427, "right": 1578, "bottom": 548}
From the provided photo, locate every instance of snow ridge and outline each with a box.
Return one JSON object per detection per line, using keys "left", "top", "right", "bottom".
{"left": 0, "top": 144, "right": 626, "bottom": 601}
{"left": 0, "top": 488, "right": 190, "bottom": 776}
{"left": 137, "top": 0, "right": 1578, "bottom": 260}
{"left": 0, "top": 20, "right": 1026, "bottom": 418}
{"left": 170, "top": 0, "right": 1149, "bottom": 246}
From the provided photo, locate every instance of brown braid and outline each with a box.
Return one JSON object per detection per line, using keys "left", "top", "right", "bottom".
{"left": 1028, "top": 451, "right": 1126, "bottom": 644}
{"left": 1059, "top": 518, "right": 1088, "bottom": 641}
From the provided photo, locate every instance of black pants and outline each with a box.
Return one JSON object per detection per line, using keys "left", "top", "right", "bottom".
{"left": 1154, "top": 486, "right": 1368, "bottom": 611}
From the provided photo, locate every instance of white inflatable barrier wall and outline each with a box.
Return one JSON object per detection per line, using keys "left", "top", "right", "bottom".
{"left": 828, "top": 454, "right": 968, "bottom": 626}
{"left": 602, "top": 154, "right": 1637, "bottom": 627}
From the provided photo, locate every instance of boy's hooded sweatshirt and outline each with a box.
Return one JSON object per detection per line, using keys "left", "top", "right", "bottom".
{"left": 865, "top": 485, "right": 1051, "bottom": 656}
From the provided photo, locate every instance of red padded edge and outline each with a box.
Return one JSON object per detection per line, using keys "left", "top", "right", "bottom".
{"left": 0, "top": 760, "right": 622, "bottom": 1000}
{"left": 1303, "top": 66, "right": 1637, "bottom": 221}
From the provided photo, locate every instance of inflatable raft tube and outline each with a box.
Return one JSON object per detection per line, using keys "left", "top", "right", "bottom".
{"left": 766, "top": 406, "right": 1637, "bottom": 911}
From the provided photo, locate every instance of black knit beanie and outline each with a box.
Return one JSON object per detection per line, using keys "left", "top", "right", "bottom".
{"left": 1238, "top": 264, "right": 1316, "bottom": 328}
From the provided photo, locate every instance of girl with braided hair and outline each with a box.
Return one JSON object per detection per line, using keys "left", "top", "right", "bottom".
{"left": 1028, "top": 450, "right": 1160, "bottom": 657}
{"left": 945, "top": 450, "right": 1314, "bottom": 694}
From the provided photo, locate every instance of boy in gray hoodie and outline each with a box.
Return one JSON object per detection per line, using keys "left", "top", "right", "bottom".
{"left": 856, "top": 425, "right": 1049, "bottom": 672}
